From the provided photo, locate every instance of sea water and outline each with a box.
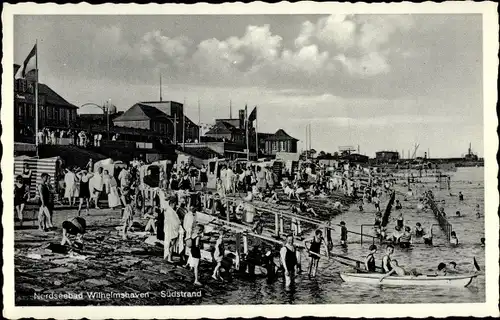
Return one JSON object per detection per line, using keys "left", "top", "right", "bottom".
{"left": 215, "top": 167, "right": 485, "bottom": 304}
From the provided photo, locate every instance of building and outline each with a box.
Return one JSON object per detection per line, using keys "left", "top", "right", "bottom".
{"left": 14, "top": 64, "right": 78, "bottom": 141}
{"left": 263, "top": 129, "right": 298, "bottom": 155}
{"left": 344, "top": 153, "right": 369, "bottom": 163}
{"left": 113, "top": 101, "right": 199, "bottom": 144}
{"left": 375, "top": 151, "right": 400, "bottom": 163}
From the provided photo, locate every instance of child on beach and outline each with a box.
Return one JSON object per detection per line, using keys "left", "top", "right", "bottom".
{"left": 191, "top": 225, "right": 205, "bottom": 286}
{"left": 121, "top": 196, "right": 135, "bottom": 240}
{"left": 212, "top": 231, "right": 225, "bottom": 281}
{"left": 340, "top": 221, "right": 348, "bottom": 247}
{"left": 61, "top": 217, "right": 86, "bottom": 248}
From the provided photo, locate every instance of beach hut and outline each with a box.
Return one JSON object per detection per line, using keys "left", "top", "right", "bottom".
{"left": 14, "top": 156, "right": 62, "bottom": 198}
{"left": 207, "top": 158, "right": 227, "bottom": 189}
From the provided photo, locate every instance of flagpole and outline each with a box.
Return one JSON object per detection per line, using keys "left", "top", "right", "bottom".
{"left": 182, "top": 97, "right": 186, "bottom": 149}
{"left": 255, "top": 106, "right": 258, "bottom": 159}
{"left": 245, "top": 105, "right": 249, "bottom": 161}
{"left": 35, "top": 39, "right": 39, "bottom": 157}
{"left": 198, "top": 98, "right": 201, "bottom": 143}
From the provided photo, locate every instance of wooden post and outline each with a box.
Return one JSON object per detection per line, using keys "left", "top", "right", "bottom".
{"left": 275, "top": 212, "right": 279, "bottom": 237}
{"left": 243, "top": 235, "right": 249, "bottom": 254}
{"left": 279, "top": 214, "right": 284, "bottom": 235}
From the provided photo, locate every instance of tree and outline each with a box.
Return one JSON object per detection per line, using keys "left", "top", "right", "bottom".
{"left": 333, "top": 151, "right": 339, "bottom": 159}
{"left": 318, "top": 150, "right": 326, "bottom": 158}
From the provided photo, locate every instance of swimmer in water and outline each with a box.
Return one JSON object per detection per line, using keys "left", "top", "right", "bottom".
{"left": 437, "top": 262, "right": 448, "bottom": 276}
{"left": 475, "top": 204, "right": 481, "bottom": 218}
{"left": 450, "top": 231, "right": 459, "bottom": 246}
{"left": 364, "top": 244, "right": 378, "bottom": 272}
{"left": 455, "top": 210, "right": 461, "bottom": 217}
{"left": 458, "top": 192, "right": 464, "bottom": 201}
{"left": 480, "top": 237, "right": 485, "bottom": 247}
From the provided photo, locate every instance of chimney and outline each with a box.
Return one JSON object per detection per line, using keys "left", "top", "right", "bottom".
{"left": 239, "top": 109, "right": 245, "bottom": 129}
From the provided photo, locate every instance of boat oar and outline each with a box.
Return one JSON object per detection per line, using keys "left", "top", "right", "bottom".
{"left": 473, "top": 257, "right": 481, "bottom": 272}
{"left": 309, "top": 251, "right": 366, "bottom": 273}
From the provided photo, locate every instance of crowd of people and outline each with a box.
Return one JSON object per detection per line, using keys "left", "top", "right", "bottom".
{"left": 14, "top": 154, "right": 483, "bottom": 289}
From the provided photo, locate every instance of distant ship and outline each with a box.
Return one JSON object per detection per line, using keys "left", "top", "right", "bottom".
{"left": 457, "top": 143, "right": 483, "bottom": 167}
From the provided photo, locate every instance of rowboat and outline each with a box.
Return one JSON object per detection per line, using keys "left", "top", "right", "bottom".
{"left": 340, "top": 272, "right": 478, "bottom": 287}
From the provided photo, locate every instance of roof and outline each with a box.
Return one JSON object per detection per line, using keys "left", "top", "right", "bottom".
{"left": 264, "top": 129, "right": 298, "bottom": 141}
{"left": 113, "top": 103, "right": 169, "bottom": 122}
{"left": 376, "top": 151, "right": 399, "bottom": 154}
{"left": 205, "top": 121, "right": 236, "bottom": 135}
{"left": 140, "top": 101, "right": 181, "bottom": 117}
{"left": 178, "top": 146, "right": 222, "bottom": 160}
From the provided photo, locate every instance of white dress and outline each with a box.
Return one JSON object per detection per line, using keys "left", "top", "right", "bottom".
{"left": 64, "top": 171, "right": 76, "bottom": 198}
{"left": 107, "top": 177, "right": 121, "bottom": 208}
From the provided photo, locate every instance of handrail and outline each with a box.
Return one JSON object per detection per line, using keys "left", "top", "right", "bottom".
{"left": 225, "top": 196, "right": 378, "bottom": 240}
{"left": 205, "top": 211, "right": 383, "bottom": 272}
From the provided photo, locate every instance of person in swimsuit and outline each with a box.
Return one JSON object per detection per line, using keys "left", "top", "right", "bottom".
{"left": 14, "top": 175, "right": 28, "bottom": 227}
{"left": 212, "top": 231, "right": 225, "bottom": 281}
{"left": 304, "top": 229, "right": 329, "bottom": 278}
{"left": 61, "top": 217, "right": 86, "bottom": 248}
{"left": 382, "top": 245, "right": 394, "bottom": 273}
{"left": 191, "top": 225, "right": 205, "bottom": 286}
{"left": 458, "top": 192, "right": 464, "bottom": 201}
{"left": 380, "top": 259, "right": 407, "bottom": 281}
{"left": 37, "top": 173, "right": 54, "bottom": 231}
{"left": 199, "top": 164, "right": 208, "bottom": 191}
{"left": 280, "top": 235, "right": 301, "bottom": 288}
{"left": 450, "top": 231, "right": 459, "bottom": 246}
{"left": 364, "top": 244, "right": 378, "bottom": 272}
{"left": 399, "top": 227, "right": 412, "bottom": 248}
{"left": 21, "top": 164, "right": 32, "bottom": 200}
{"left": 340, "top": 221, "right": 348, "bottom": 247}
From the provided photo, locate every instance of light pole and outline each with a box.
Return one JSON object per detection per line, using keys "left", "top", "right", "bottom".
{"left": 80, "top": 101, "right": 111, "bottom": 140}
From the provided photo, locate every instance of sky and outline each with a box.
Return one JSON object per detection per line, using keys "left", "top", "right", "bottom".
{"left": 14, "top": 14, "right": 484, "bottom": 158}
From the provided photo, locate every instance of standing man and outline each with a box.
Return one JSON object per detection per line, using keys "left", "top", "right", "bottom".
{"left": 280, "top": 235, "right": 301, "bottom": 288}
{"left": 91, "top": 167, "right": 104, "bottom": 209}
{"left": 37, "top": 173, "right": 54, "bottom": 231}
{"left": 382, "top": 244, "right": 394, "bottom": 273}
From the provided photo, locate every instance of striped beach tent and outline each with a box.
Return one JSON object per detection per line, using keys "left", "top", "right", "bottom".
{"left": 14, "top": 156, "right": 62, "bottom": 198}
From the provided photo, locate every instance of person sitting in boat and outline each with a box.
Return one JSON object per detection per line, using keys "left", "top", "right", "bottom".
{"left": 382, "top": 245, "right": 394, "bottom": 273}
{"left": 399, "top": 227, "right": 412, "bottom": 249}
{"left": 380, "top": 259, "right": 407, "bottom": 281}
{"left": 450, "top": 231, "right": 459, "bottom": 246}
{"left": 304, "top": 229, "right": 329, "bottom": 278}
{"left": 447, "top": 261, "right": 459, "bottom": 274}
{"left": 436, "top": 262, "right": 448, "bottom": 276}
{"left": 61, "top": 217, "right": 86, "bottom": 248}
{"left": 364, "top": 244, "right": 378, "bottom": 273}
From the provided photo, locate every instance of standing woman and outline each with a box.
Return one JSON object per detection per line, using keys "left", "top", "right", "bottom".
{"left": 189, "top": 164, "right": 198, "bottom": 191}
{"left": 14, "top": 175, "right": 28, "bottom": 227}
{"left": 106, "top": 169, "right": 121, "bottom": 209}
{"left": 64, "top": 168, "right": 77, "bottom": 206}
{"left": 37, "top": 173, "right": 54, "bottom": 231}
{"left": 21, "top": 164, "right": 33, "bottom": 200}
{"left": 199, "top": 164, "right": 208, "bottom": 191}
{"left": 77, "top": 169, "right": 93, "bottom": 216}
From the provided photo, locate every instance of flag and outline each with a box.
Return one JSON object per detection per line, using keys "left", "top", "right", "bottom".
{"left": 248, "top": 106, "right": 257, "bottom": 123}
{"left": 15, "top": 44, "right": 37, "bottom": 79}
